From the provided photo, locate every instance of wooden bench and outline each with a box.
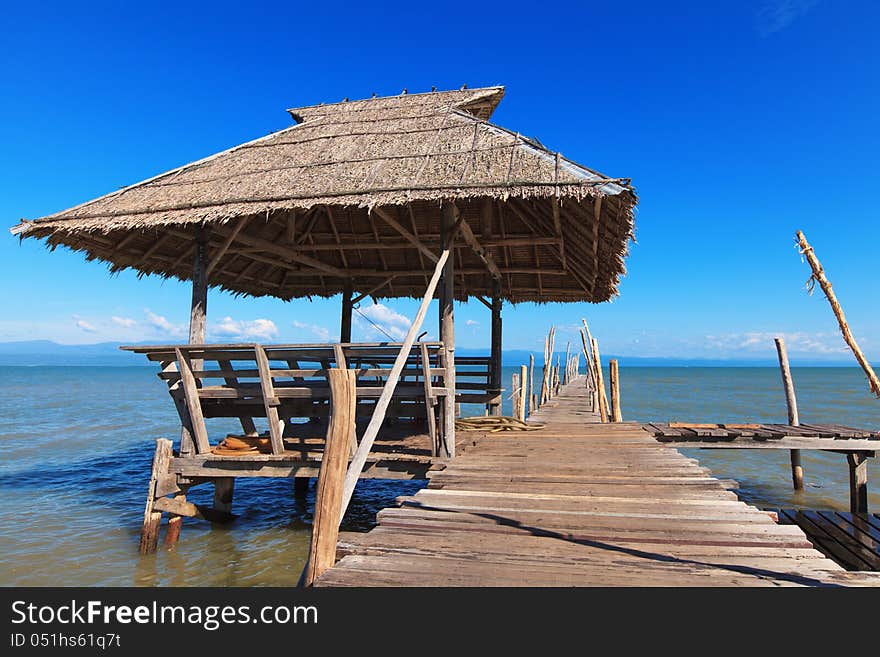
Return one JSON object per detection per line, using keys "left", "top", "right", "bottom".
{"left": 122, "top": 342, "right": 450, "bottom": 457}
{"left": 454, "top": 356, "right": 502, "bottom": 409}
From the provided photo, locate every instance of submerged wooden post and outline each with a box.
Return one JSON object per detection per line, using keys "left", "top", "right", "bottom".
{"left": 304, "top": 368, "right": 356, "bottom": 586}
{"left": 139, "top": 438, "right": 173, "bottom": 554}
{"left": 213, "top": 477, "right": 235, "bottom": 513}
{"left": 847, "top": 452, "right": 869, "bottom": 514}
{"left": 340, "top": 282, "right": 353, "bottom": 343}
{"left": 796, "top": 231, "right": 880, "bottom": 397}
{"left": 519, "top": 364, "right": 528, "bottom": 421}
{"left": 609, "top": 359, "right": 622, "bottom": 422}
{"left": 294, "top": 477, "right": 310, "bottom": 498}
{"left": 163, "top": 493, "right": 186, "bottom": 549}
{"left": 774, "top": 337, "right": 804, "bottom": 490}
{"left": 439, "top": 202, "right": 457, "bottom": 457}
{"left": 591, "top": 337, "right": 609, "bottom": 422}
{"left": 489, "top": 279, "right": 503, "bottom": 416}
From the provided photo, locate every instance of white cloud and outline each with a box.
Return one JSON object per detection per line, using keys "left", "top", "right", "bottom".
{"left": 214, "top": 316, "right": 279, "bottom": 341}
{"left": 74, "top": 318, "right": 97, "bottom": 333}
{"left": 292, "top": 320, "right": 331, "bottom": 342}
{"left": 355, "top": 303, "right": 412, "bottom": 340}
{"left": 144, "top": 309, "right": 186, "bottom": 338}
{"left": 755, "top": 0, "right": 818, "bottom": 37}
{"left": 465, "top": 319, "right": 480, "bottom": 327}
{"left": 111, "top": 316, "right": 137, "bottom": 328}
{"left": 704, "top": 331, "right": 848, "bottom": 356}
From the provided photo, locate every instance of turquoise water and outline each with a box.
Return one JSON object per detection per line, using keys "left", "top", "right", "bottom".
{"left": 0, "top": 365, "right": 877, "bottom": 586}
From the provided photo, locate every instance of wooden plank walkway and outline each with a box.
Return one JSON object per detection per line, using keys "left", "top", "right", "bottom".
{"left": 316, "top": 376, "right": 880, "bottom": 586}
{"left": 771, "top": 509, "right": 880, "bottom": 571}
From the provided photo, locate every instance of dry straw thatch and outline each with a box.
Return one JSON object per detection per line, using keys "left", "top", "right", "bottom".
{"left": 10, "top": 86, "right": 637, "bottom": 303}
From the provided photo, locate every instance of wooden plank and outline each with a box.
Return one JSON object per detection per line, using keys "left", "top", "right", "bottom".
{"left": 174, "top": 348, "right": 211, "bottom": 454}
{"left": 304, "top": 368, "right": 356, "bottom": 586}
{"left": 254, "top": 344, "right": 285, "bottom": 455}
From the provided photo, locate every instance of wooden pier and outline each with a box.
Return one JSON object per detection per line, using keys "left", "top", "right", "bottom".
{"left": 317, "top": 376, "right": 880, "bottom": 586}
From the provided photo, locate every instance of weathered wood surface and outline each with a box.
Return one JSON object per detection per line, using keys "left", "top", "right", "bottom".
{"left": 646, "top": 422, "right": 879, "bottom": 448}
{"left": 316, "top": 376, "right": 879, "bottom": 587}
{"left": 773, "top": 509, "right": 880, "bottom": 572}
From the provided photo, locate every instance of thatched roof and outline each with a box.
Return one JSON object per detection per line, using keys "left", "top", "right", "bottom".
{"left": 10, "top": 86, "right": 637, "bottom": 303}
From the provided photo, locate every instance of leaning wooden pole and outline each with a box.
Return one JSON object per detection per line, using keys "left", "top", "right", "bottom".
{"left": 519, "top": 364, "right": 528, "bottom": 422}
{"left": 591, "top": 337, "right": 609, "bottom": 422}
{"left": 303, "top": 367, "right": 356, "bottom": 586}
{"left": 796, "top": 230, "right": 880, "bottom": 397}
{"left": 609, "top": 359, "right": 622, "bottom": 422}
{"left": 339, "top": 248, "right": 450, "bottom": 517}
{"left": 774, "top": 337, "right": 804, "bottom": 490}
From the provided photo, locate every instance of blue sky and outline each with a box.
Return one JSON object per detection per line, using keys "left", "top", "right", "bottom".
{"left": 1, "top": 0, "right": 877, "bottom": 361}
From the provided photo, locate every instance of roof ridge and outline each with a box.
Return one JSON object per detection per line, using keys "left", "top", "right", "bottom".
{"left": 287, "top": 86, "right": 505, "bottom": 122}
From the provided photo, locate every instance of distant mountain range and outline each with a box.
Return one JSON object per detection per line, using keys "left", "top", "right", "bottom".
{"left": 0, "top": 340, "right": 863, "bottom": 367}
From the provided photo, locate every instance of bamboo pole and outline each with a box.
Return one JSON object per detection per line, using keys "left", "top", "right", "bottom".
{"left": 609, "top": 359, "right": 622, "bottom": 422}
{"left": 519, "top": 364, "right": 528, "bottom": 421}
{"left": 796, "top": 230, "right": 880, "bottom": 397}
{"left": 339, "top": 248, "right": 450, "bottom": 516}
{"left": 774, "top": 337, "right": 803, "bottom": 490}
{"left": 591, "top": 337, "right": 609, "bottom": 422}
{"left": 528, "top": 353, "right": 535, "bottom": 415}
{"left": 303, "top": 368, "right": 356, "bottom": 586}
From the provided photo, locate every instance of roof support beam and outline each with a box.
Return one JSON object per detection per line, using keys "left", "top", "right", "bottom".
{"left": 206, "top": 215, "right": 249, "bottom": 275}
{"left": 211, "top": 224, "right": 349, "bottom": 278}
{"left": 371, "top": 206, "right": 439, "bottom": 263}
{"left": 457, "top": 207, "right": 503, "bottom": 280}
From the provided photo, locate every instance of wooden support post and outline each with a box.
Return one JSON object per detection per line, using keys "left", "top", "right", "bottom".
{"left": 164, "top": 493, "right": 186, "bottom": 549}
{"left": 294, "top": 477, "right": 310, "bottom": 498}
{"left": 303, "top": 368, "right": 356, "bottom": 587}
{"left": 140, "top": 438, "right": 173, "bottom": 555}
{"left": 189, "top": 226, "right": 209, "bottom": 345}
{"left": 528, "top": 353, "right": 535, "bottom": 416}
{"left": 519, "top": 364, "right": 528, "bottom": 421}
{"left": 213, "top": 477, "right": 235, "bottom": 513}
{"left": 774, "top": 337, "right": 804, "bottom": 491}
{"left": 178, "top": 227, "right": 209, "bottom": 457}
{"left": 420, "top": 342, "right": 439, "bottom": 456}
{"left": 439, "top": 202, "right": 457, "bottom": 458}
{"left": 592, "top": 338, "right": 609, "bottom": 423}
{"left": 340, "top": 282, "right": 353, "bottom": 343}
{"left": 847, "top": 452, "right": 869, "bottom": 514}
{"left": 489, "top": 279, "right": 503, "bottom": 416}
{"left": 563, "top": 342, "right": 571, "bottom": 385}
{"left": 609, "top": 359, "right": 622, "bottom": 422}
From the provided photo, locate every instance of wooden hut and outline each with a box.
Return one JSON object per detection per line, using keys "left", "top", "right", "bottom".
{"left": 10, "top": 86, "right": 637, "bottom": 551}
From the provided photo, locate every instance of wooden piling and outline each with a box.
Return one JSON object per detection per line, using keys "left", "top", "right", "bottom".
{"left": 591, "top": 338, "right": 609, "bottom": 423}
{"left": 774, "top": 337, "right": 803, "bottom": 491}
{"left": 847, "top": 452, "right": 869, "bottom": 514}
{"left": 139, "top": 438, "right": 173, "bottom": 555}
{"left": 489, "top": 279, "right": 503, "bottom": 416}
{"left": 609, "top": 359, "right": 622, "bottom": 422}
{"left": 304, "top": 368, "right": 356, "bottom": 586}
{"left": 294, "top": 477, "right": 310, "bottom": 498}
{"left": 213, "top": 477, "right": 235, "bottom": 513}
{"left": 519, "top": 364, "right": 528, "bottom": 421}
{"left": 528, "top": 353, "right": 535, "bottom": 416}
{"left": 163, "top": 493, "right": 186, "bottom": 548}
{"left": 512, "top": 372, "right": 521, "bottom": 421}
{"left": 440, "top": 203, "right": 457, "bottom": 456}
